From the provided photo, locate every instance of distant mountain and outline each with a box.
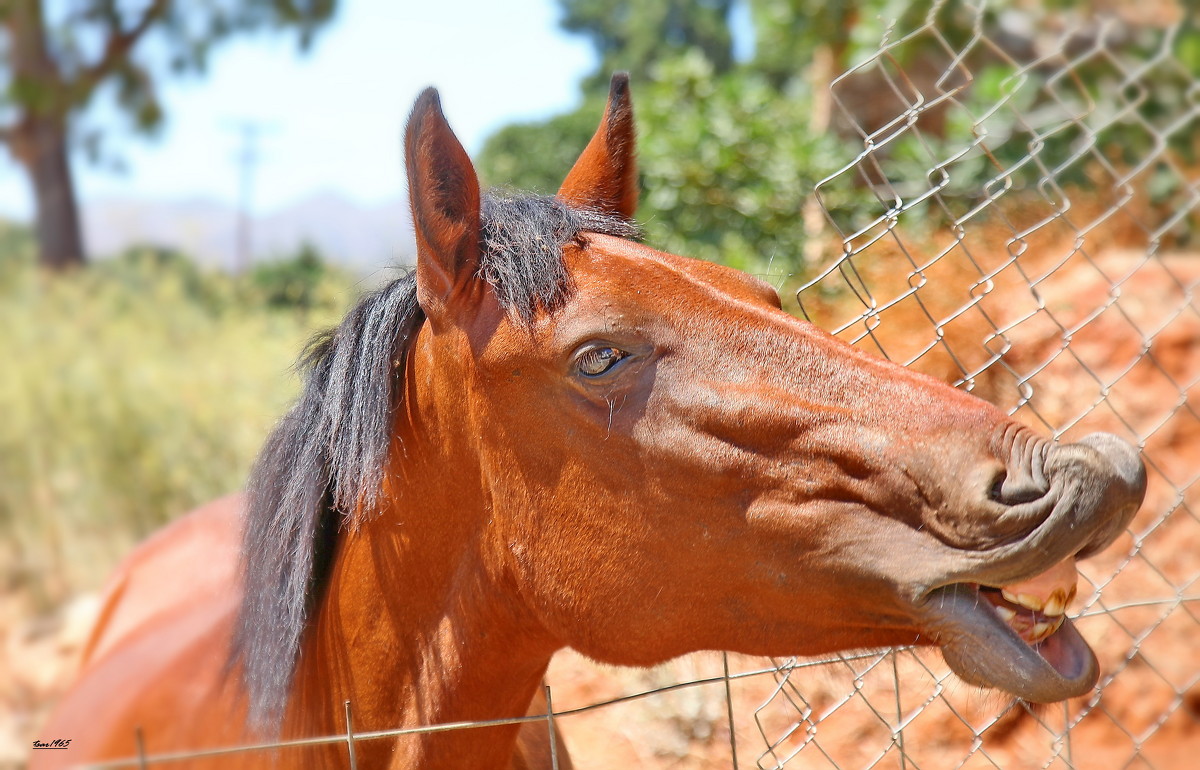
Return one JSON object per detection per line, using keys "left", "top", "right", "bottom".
{"left": 83, "top": 191, "right": 417, "bottom": 274}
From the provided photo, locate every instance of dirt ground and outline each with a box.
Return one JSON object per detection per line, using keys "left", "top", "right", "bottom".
{"left": 3, "top": 246, "right": 1197, "bottom": 769}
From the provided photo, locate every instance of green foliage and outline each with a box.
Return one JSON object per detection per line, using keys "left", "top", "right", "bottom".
{"left": 0, "top": 220, "right": 36, "bottom": 276}
{"left": 478, "top": 104, "right": 606, "bottom": 194}
{"left": 560, "top": 0, "right": 737, "bottom": 91}
{"left": 635, "top": 53, "right": 842, "bottom": 273}
{"left": 248, "top": 241, "right": 350, "bottom": 312}
{"left": 97, "top": 244, "right": 235, "bottom": 311}
{"left": 981, "top": 22, "right": 1200, "bottom": 197}
{"left": 477, "top": 0, "right": 746, "bottom": 193}
{"left": 0, "top": 234, "right": 355, "bottom": 599}
{"left": 2, "top": 1, "right": 340, "bottom": 140}
{"left": 746, "top": 0, "right": 857, "bottom": 84}
{"left": 475, "top": 0, "right": 942, "bottom": 277}
{"left": 479, "top": 0, "right": 1200, "bottom": 277}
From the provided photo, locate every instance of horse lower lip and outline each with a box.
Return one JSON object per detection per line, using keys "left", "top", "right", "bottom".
{"left": 922, "top": 583, "right": 1099, "bottom": 702}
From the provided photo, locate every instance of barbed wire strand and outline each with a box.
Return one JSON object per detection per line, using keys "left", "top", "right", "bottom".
{"left": 84, "top": 591, "right": 1200, "bottom": 769}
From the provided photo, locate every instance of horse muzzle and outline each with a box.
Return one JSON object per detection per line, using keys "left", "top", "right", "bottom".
{"left": 918, "top": 432, "right": 1146, "bottom": 702}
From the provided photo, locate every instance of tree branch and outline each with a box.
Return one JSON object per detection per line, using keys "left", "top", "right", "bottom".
{"left": 76, "top": 0, "right": 170, "bottom": 99}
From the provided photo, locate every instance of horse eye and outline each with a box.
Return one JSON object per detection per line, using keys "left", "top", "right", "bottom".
{"left": 577, "top": 347, "right": 628, "bottom": 377}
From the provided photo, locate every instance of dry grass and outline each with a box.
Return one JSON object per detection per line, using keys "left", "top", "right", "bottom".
{"left": 0, "top": 236, "right": 357, "bottom": 605}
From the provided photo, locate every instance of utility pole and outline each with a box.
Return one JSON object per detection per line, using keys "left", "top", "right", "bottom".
{"left": 226, "top": 120, "right": 273, "bottom": 273}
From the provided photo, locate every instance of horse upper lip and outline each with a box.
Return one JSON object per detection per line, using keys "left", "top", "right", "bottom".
{"left": 924, "top": 432, "right": 1146, "bottom": 590}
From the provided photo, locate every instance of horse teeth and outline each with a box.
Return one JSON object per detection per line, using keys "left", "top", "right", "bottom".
{"left": 1043, "top": 591, "right": 1067, "bottom": 617}
{"left": 993, "top": 605, "right": 1017, "bottom": 623}
{"left": 1001, "top": 589, "right": 1045, "bottom": 612}
{"left": 1029, "top": 617, "right": 1065, "bottom": 643}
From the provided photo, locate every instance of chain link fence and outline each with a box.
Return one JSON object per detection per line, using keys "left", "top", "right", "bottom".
{"left": 748, "top": 1, "right": 1198, "bottom": 767}
{"left": 560, "top": 2, "right": 1199, "bottom": 767}
{"left": 81, "top": 2, "right": 1199, "bottom": 768}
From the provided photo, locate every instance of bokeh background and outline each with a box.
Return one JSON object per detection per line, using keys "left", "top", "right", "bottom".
{"left": 2, "top": 1, "right": 1197, "bottom": 768}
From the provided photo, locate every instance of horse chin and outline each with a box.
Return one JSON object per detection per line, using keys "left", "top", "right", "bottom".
{"left": 920, "top": 583, "right": 1098, "bottom": 702}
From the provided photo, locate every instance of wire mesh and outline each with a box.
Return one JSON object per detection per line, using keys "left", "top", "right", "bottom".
{"left": 86, "top": 2, "right": 1198, "bottom": 768}
{"left": 776, "top": 1, "right": 1198, "bottom": 768}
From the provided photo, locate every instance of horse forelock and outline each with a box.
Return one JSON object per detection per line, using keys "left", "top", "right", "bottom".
{"left": 480, "top": 190, "right": 641, "bottom": 322}
{"left": 232, "top": 191, "right": 639, "bottom": 729}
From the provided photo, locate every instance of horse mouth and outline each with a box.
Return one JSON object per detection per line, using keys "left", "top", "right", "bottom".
{"left": 920, "top": 560, "right": 1099, "bottom": 702}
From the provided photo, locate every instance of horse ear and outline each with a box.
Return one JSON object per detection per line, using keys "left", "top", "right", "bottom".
{"left": 558, "top": 72, "right": 638, "bottom": 220}
{"left": 404, "top": 88, "right": 481, "bottom": 322}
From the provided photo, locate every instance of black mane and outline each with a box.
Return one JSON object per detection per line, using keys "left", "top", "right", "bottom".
{"left": 232, "top": 192, "right": 638, "bottom": 728}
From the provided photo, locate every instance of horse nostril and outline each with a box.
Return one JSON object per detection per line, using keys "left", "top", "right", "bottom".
{"left": 988, "top": 472, "right": 1007, "bottom": 503}
{"left": 990, "top": 469, "right": 1048, "bottom": 506}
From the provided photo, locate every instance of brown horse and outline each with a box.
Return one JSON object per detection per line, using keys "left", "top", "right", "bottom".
{"left": 36, "top": 74, "right": 1146, "bottom": 769}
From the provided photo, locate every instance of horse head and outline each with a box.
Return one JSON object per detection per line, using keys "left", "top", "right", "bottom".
{"left": 238, "top": 73, "right": 1145, "bottom": 750}
{"left": 403, "top": 73, "right": 1144, "bottom": 700}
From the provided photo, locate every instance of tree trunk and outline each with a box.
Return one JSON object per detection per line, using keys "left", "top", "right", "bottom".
{"left": 802, "top": 43, "right": 836, "bottom": 269}
{"left": 22, "top": 116, "right": 87, "bottom": 270}
{"left": 6, "top": 0, "right": 88, "bottom": 270}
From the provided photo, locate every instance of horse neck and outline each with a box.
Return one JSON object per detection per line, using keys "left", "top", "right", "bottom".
{"left": 287, "top": 341, "right": 558, "bottom": 768}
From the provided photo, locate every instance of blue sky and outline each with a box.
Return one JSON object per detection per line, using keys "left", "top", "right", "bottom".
{"left": 0, "top": 0, "right": 596, "bottom": 219}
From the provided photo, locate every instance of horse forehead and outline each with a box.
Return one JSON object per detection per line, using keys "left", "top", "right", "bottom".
{"left": 480, "top": 235, "right": 785, "bottom": 360}
{"left": 569, "top": 233, "right": 778, "bottom": 307}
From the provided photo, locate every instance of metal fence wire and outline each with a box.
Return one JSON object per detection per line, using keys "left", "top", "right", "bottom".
{"left": 88, "top": 2, "right": 1199, "bottom": 769}
{"left": 765, "top": 1, "right": 1198, "bottom": 768}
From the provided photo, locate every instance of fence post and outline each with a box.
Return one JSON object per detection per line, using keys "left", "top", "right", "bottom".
{"left": 344, "top": 700, "right": 358, "bottom": 770}
{"left": 134, "top": 726, "right": 148, "bottom": 770}
{"left": 892, "top": 651, "right": 908, "bottom": 770}
{"left": 723, "top": 652, "right": 740, "bottom": 770}
{"left": 544, "top": 685, "right": 560, "bottom": 770}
